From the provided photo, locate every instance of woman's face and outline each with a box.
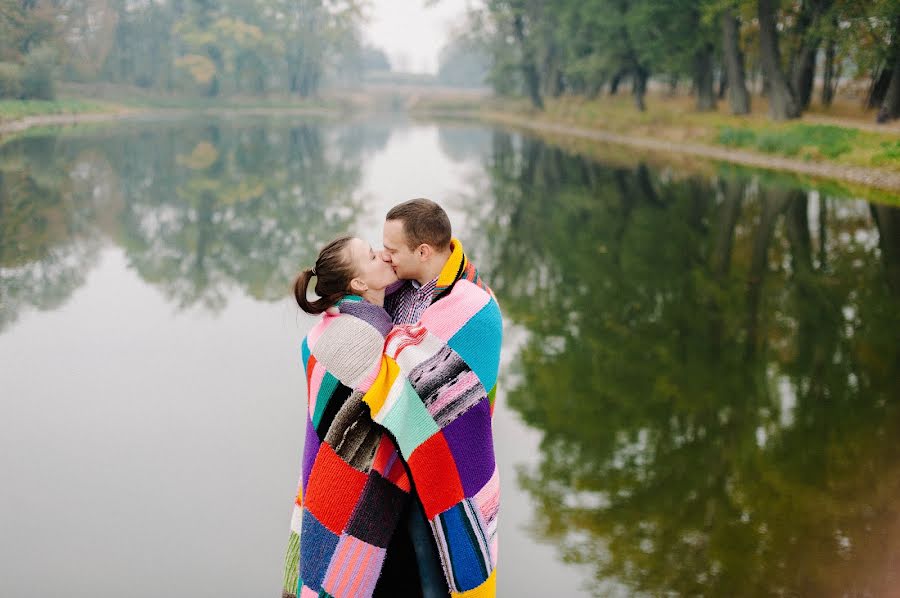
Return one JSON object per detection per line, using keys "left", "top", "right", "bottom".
{"left": 347, "top": 237, "right": 398, "bottom": 292}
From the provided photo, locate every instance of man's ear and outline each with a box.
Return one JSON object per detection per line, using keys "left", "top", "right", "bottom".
{"left": 349, "top": 278, "right": 367, "bottom": 293}
{"left": 417, "top": 244, "right": 433, "bottom": 261}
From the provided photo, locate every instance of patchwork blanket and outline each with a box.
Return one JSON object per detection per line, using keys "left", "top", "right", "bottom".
{"left": 284, "top": 240, "right": 502, "bottom": 598}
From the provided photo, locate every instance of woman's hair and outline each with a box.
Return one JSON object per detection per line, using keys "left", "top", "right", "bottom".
{"left": 293, "top": 236, "right": 357, "bottom": 315}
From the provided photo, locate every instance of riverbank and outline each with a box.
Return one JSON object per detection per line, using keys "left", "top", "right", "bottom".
{"left": 3, "top": 89, "right": 900, "bottom": 194}
{"left": 412, "top": 94, "right": 900, "bottom": 193}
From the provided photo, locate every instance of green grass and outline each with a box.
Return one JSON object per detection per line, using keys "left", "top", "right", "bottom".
{"left": 0, "top": 98, "right": 115, "bottom": 121}
{"left": 717, "top": 124, "right": 860, "bottom": 160}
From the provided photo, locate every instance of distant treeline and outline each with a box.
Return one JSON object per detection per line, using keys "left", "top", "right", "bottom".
{"left": 468, "top": 0, "right": 900, "bottom": 122}
{"left": 0, "top": 0, "right": 374, "bottom": 100}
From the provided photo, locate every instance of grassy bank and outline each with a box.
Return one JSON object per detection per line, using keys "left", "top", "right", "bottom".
{"left": 0, "top": 83, "right": 350, "bottom": 129}
{"left": 0, "top": 98, "right": 121, "bottom": 122}
{"left": 416, "top": 94, "right": 900, "bottom": 174}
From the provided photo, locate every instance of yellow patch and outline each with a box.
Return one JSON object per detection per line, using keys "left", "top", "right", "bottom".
{"left": 451, "top": 569, "right": 496, "bottom": 598}
{"left": 362, "top": 356, "right": 399, "bottom": 416}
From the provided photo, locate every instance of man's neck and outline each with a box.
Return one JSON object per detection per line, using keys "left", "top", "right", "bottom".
{"left": 417, "top": 249, "right": 453, "bottom": 286}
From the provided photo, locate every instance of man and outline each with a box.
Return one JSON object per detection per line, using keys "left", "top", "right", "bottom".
{"left": 374, "top": 198, "right": 501, "bottom": 597}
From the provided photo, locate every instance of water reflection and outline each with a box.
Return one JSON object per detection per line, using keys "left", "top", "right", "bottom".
{"left": 473, "top": 132, "right": 900, "bottom": 596}
{"left": 1, "top": 120, "right": 898, "bottom": 596}
{"left": 0, "top": 119, "right": 378, "bottom": 326}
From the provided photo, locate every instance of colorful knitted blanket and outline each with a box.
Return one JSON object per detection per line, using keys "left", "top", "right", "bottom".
{"left": 282, "top": 296, "right": 411, "bottom": 598}
{"left": 283, "top": 240, "right": 502, "bottom": 598}
{"left": 363, "top": 239, "right": 502, "bottom": 597}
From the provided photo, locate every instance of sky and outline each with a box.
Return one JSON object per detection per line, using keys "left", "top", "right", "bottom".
{"left": 362, "top": 0, "right": 474, "bottom": 74}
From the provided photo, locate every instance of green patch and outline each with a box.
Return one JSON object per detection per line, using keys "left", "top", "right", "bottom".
{"left": 873, "top": 139, "right": 900, "bottom": 166}
{"left": 717, "top": 124, "right": 859, "bottom": 159}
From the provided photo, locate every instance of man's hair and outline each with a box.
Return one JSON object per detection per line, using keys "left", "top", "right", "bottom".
{"left": 386, "top": 198, "right": 452, "bottom": 251}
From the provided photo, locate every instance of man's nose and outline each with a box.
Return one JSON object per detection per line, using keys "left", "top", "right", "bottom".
{"left": 380, "top": 250, "right": 391, "bottom": 262}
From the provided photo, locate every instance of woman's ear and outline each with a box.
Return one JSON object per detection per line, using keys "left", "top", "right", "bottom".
{"left": 349, "top": 277, "right": 368, "bottom": 293}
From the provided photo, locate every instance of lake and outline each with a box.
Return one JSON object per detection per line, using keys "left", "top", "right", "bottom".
{"left": 1, "top": 115, "right": 898, "bottom": 597}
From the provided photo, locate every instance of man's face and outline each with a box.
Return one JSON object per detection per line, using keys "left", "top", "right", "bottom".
{"left": 382, "top": 219, "right": 421, "bottom": 280}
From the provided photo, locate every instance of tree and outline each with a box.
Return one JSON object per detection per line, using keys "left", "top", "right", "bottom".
{"left": 719, "top": 6, "right": 750, "bottom": 114}
{"left": 757, "top": 0, "right": 800, "bottom": 119}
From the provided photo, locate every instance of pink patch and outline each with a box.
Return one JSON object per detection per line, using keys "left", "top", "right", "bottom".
{"left": 300, "top": 585, "right": 319, "bottom": 598}
{"left": 420, "top": 280, "right": 490, "bottom": 341}
{"left": 307, "top": 361, "right": 326, "bottom": 415}
{"left": 426, "top": 371, "right": 480, "bottom": 417}
{"left": 306, "top": 311, "right": 339, "bottom": 348}
{"left": 356, "top": 357, "right": 383, "bottom": 393}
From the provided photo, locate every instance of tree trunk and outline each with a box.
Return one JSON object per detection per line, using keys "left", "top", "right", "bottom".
{"left": 791, "top": 41, "right": 819, "bottom": 110}
{"left": 877, "top": 16, "right": 900, "bottom": 123}
{"left": 632, "top": 66, "right": 648, "bottom": 112}
{"left": 694, "top": 42, "right": 717, "bottom": 111}
{"left": 867, "top": 65, "right": 892, "bottom": 110}
{"left": 877, "top": 59, "right": 900, "bottom": 122}
{"left": 822, "top": 36, "right": 835, "bottom": 107}
{"left": 512, "top": 13, "right": 544, "bottom": 110}
{"left": 718, "top": 63, "right": 727, "bottom": 100}
{"left": 720, "top": 8, "right": 750, "bottom": 115}
{"left": 790, "top": 0, "right": 829, "bottom": 110}
{"left": 610, "top": 70, "right": 623, "bottom": 95}
{"left": 758, "top": 0, "right": 800, "bottom": 119}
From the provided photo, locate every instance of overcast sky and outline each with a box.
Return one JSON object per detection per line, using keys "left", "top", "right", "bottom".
{"left": 362, "top": 0, "right": 474, "bottom": 74}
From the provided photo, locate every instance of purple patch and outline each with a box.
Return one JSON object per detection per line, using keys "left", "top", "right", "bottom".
{"left": 302, "top": 414, "right": 321, "bottom": 491}
{"left": 441, "top": 398, "right": 495, "bottom": 497}
{"left": 339, "top": 301, "right": 393, "bottom": 337}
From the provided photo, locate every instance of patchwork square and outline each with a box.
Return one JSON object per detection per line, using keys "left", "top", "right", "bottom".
{"left": 304, "top": 443, "right": 368, "bottom": 534}
{"left": 472, "top": 465, "right": 499, "bottom": 567}
{"left": 442, "top": 397, "right": 495, "bottom": 497}
{"left": 322, "top": 534, "right": 387, "bottom": 598}
{"left": 299, "top": 509, "right": 340, "bottom": 591}
{"left": 301, "top": 414, "right": 320, "bottom": 493}
{"left": 381, "top": 380, "right": 441, "bottom": 457}
{"left": 344, "top": 471, "right": 409, "bottom": 548}
{"left": 315, "top": 381, "right": 353, "bottom": 438}
{"left": 312, "top": 371, "right": 339, "bottom": 429}
{"left": 323, "top": 393, "right": 381, "bottom": 471}
{"left": 407, "top": 433, "right": 464, "bottom": 519}
{"left": 447, "top": 299, "right": 502, "bottom": 393}
{"left": 408, "top": 345, "right": 486, "bottom": 427}
{"left": 431, "top": 502, "right": 492, "bottom": 593}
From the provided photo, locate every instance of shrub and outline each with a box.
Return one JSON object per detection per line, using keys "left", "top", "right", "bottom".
{"left": 0, "top": 62, "right": 23, "bottom": 98}
{"left": 21, "top": 44, "right": 58, "bottom": 100}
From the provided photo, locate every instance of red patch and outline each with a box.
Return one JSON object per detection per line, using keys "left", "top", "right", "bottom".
{"left": 408, "top": 433, "right": 465, "bottom": 519}
{"left": 303, "top": 443, "right": 368, "bottom": 534}
{"left": 306, "top": 355, "right": 317, "bottom": 399}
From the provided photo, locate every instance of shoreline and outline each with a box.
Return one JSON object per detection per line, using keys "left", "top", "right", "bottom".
{"left": 2, "top": 95, "right": 899, "bottom": 193}
{"left": 473, "top": 110, "right": 900, "bottom": 192}
{"left": 0, "top": 104, "right": 340, "bottom": 135}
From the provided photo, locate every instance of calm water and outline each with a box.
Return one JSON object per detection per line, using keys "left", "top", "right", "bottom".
{"left": 1, "top": 116, "right": 898, "bottom": 597}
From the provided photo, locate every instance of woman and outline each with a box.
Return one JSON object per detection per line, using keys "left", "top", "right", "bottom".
{"left": 282, "top": 236, "right": 412, "bottom": 598}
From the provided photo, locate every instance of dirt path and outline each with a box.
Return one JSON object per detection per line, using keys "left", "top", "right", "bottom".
{"left": 481, "top": 111, "right": 900, "bottom": 192}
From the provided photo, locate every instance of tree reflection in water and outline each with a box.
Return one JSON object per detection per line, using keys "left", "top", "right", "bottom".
{"left": 0, "top": 119, "right": 379, "bottom": 327}
{"left": 473, "top": 132, "right": 900, "bottom": 597}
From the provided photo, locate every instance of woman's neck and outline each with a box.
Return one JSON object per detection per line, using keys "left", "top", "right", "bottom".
{"left": 361, "top": 288, "right": 385, "bottom": 307}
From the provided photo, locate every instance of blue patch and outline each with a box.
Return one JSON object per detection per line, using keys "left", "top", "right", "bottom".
{"left": 440, "top": 503, "right": 489, "bottom": 591}
{"left": 448, "top": 299, "right": 502, "bottom": 392}
{"left": 301, "top": 337, "right": 310, "bottom": 369}
{"left": 299, "top": 509, "right": 339, "bottom": 591}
